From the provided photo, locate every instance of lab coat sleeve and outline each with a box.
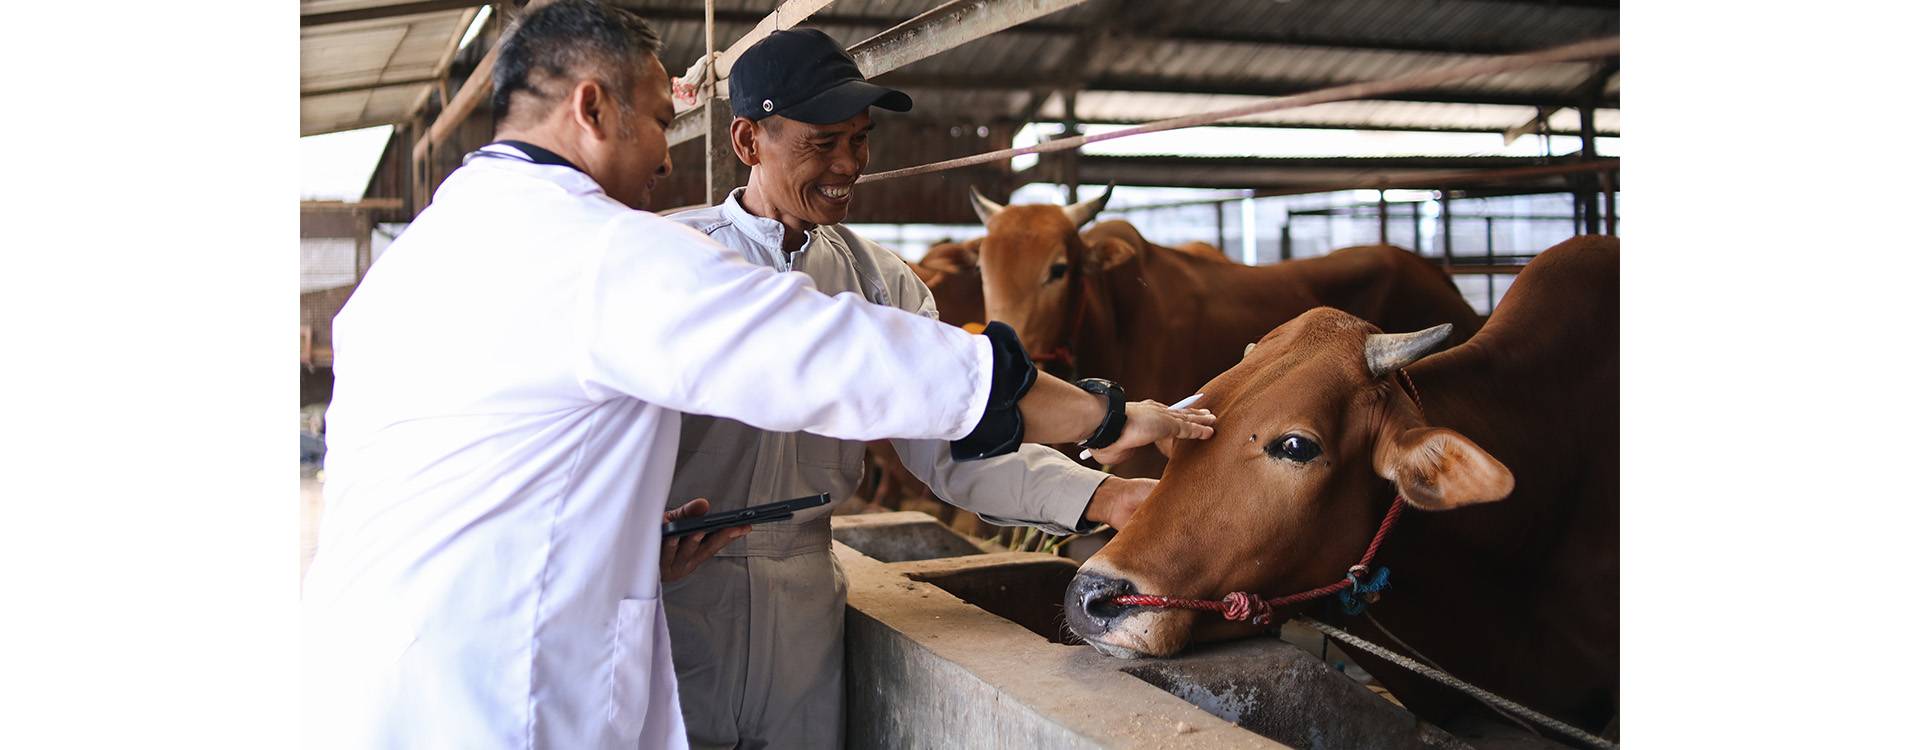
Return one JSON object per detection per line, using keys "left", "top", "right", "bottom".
{"left": 893, "top": 438, "right": 1106, "bottom": 535}
{"left": 575, "top": 213, "right": 992, "bottom": 442}
{"left": 879, "top": 246, "right": 1105, "bottom": 535}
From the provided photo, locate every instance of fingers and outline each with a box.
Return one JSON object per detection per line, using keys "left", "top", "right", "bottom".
{"left": 661, "top": 525, "right": 752, "bottom": 583}
{"left": 664, "top": 497, "right": 711, "bottom": 523}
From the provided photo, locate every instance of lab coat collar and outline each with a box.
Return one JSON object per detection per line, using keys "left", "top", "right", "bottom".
{"left": 720, "top": 188, "right": 816, "bottom": 261}
{"left": 464, "top": 142, "right": 608, "bottom": 198}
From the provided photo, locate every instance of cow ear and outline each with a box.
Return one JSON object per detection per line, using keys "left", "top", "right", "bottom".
{"left": 1373, "top": 426, "right": 1514, "bottom": 510}
{"left": 1084, "top": 237, "right": 1136, "bottom": 273}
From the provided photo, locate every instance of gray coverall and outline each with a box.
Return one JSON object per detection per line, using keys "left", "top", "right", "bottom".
{"left": 665, "top": 190, "right": 1109, "bottom": 749}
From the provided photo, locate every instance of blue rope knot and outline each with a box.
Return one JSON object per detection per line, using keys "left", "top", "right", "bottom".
{"left": 1337, "top": 566, "right": 1391, "bottom": 615}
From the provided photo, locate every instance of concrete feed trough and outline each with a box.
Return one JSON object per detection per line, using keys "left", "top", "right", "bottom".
{"left": 834, "top": 512, "right": 1547, "bottom": 749}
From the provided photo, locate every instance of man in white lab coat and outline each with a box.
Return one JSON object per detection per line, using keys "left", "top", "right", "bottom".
{"left": 300, "top": 3, "right": 1214, "bottom": 749}
{"left": 663, "top": 29, "right": 1157, "bottom": 749}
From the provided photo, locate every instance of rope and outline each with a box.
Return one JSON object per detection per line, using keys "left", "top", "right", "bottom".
{"left": 1360, "top": 611, "right": 1542, "bottom": 739}
{"left": 1297, "top": 617, "right": 1617, "bottom": 750}
{"left": 1109, "top": 497, "right": 1403, "bottom": 624}
{"left": 856, "top": 36, "right": 1619, "bottom": 184}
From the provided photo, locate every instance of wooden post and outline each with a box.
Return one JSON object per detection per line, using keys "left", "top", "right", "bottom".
{"left": 1280, "top": 221, "right": 1292, "bottom": 261}
{"left": 1440, "top": 191, "right": 1453, "bottom": 270}
{"left": 354, "top": 209, "right": 373, "bottom": 281}
{"left": 705, "top": 99, "right": 744, "bottom": 206}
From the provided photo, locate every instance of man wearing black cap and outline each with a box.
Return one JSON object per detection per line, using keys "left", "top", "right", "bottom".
{"left": 665, "top": 28, "right": 1161, "bottom": 749}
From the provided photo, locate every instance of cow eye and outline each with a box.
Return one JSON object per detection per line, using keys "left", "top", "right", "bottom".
{"left": 1047, "top": 263, "right": 1069, "bottom": 282}
{"left": 1265, "top": 434, "right": 1321, "bottom": 463}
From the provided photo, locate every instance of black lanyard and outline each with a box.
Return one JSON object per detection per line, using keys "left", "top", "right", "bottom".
{"left": 464, "top": 140, "right": 586, "bottom": 174}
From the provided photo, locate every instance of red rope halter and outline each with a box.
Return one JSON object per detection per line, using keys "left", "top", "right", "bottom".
{"left": 1107, "top": 369, "right": 1424, "bottom": 626}
{"left": 1027, "top": 270, "right": 1093, "bottom": 377}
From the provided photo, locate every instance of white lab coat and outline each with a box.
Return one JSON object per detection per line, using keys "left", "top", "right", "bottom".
{"left": 302, "top": 144, "right": 996, "bottom": 749}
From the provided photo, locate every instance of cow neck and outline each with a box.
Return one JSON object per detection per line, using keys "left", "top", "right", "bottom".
{"left": 1031, "top": 241, "right": 1101, "bottom": 380}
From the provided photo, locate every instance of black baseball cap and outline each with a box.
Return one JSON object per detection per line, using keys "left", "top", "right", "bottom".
{"left": 729, "top": 29, "right": 912, "bottom": 124}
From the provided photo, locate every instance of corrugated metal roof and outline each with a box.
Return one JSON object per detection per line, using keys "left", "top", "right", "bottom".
{"left": 300, "top": 1, "right": 479, "bottom": 136}
{"left": 302, "top": 0, "right": 1619, "bottom": 139}
{"left": 634, "top": 0, "right": 1618, "bottom": 136}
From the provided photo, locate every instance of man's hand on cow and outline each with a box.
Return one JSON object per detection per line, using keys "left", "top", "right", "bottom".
{"left": 661, "top": 497, "right": 750, "bottom": 583}
{"left": 1088, "top": 400, "right": 1215, "bottom": 466}
{"left": 1084, "top": 476, "right": 1157, "bottom": 530}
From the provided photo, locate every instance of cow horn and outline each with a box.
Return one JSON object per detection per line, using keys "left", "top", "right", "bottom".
{"left": 969, "top": 187, "right": 1006, "bottom": 225}
{"left": 1365, "top": 324, "right": 1453, "bottom": 377}
{"left": 1062, "top": 181, "right": 1115, "bottom": 228}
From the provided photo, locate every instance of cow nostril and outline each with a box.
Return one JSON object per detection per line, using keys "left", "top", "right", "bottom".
{"left": 1086, "top": 594, "right": 1125, "bottom": 621}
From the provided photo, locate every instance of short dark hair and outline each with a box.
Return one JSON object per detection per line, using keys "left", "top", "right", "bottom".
{"left": 491, "top": 0, "right": 665, "bottom": 125}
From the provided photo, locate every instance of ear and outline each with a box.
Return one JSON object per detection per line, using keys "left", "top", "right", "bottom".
{"left": 1374, "top": 426, "right": 1514, "bottom": 510}
{"left": 568, "top": 79, "right": 614, "bottom": 141}
{"left": 729, "top": 117, "right": 761, "bottom": 166}
{"left": 1083, "top": 237, "right": 1136, "bottom": 273}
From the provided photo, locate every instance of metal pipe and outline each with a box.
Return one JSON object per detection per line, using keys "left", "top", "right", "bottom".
{"left": 1378, "top": 190, "right": 1389, "bottom": 244}
{"left": 1579, "top": 102, "right": 1600, "bottom": 234}
{"left": 1484, "top": 216, "right": 1495, "bottom": 311}
{"left": 1216, "top": 201, "right": 1228, "bottom": 252}
{"left": 1410, "top": 198, "right": 1422, "bottom": 255}
{"left": 1064, "top": 90, "right": 1080, "bottom": 203}
{"left": 1599, "top": 170, "right": 1616, "bottom": 236}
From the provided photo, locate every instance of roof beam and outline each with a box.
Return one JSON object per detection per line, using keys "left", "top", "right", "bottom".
{"left": 301, "top": 0, "right": 482, "bottom": 28}
{"left": 411, "top": 0, "right": 556, "bottom": 165}
{"left": 882, "top": 72, "right": 1619, "bottom": 109}
{"left": 303, "top": 75, "right": 443, "bottom": 98}
{"left": 844, "top": 0, "right": 1093, "bottom": 87}
{"left": 619, "top": 5, "right": 1604, "bottom": 58}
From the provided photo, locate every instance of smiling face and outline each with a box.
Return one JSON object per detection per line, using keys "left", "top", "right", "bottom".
{"left": 1062, "top": 308, "right": 1515, "bottom": 658}
{"left": 734, "top": 111, "right": 872, "bottom": 230}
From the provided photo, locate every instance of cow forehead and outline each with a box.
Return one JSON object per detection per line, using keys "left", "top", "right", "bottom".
{"left": 1216, "top": 311, "right": 1386, "bottom": 423}
{"left": 981, "top": 207, "right": 1079, "bottom": 255}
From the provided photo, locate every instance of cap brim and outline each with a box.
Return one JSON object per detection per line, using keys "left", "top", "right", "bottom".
{"left": 779, "top": 80, "right": 913, "bottom": 124}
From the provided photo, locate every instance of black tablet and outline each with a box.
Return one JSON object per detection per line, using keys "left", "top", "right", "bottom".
{"left": 661, "top": 492, "right": 832, "bottom": 539}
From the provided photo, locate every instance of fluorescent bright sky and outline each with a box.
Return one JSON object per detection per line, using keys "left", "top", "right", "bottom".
{"left": 300, "top": 125, "right": 393, "bottom": 201}
{"left": 298, "top": 122, "right": 1621, "bottom": 203}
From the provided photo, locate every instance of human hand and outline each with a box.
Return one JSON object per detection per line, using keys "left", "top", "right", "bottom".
{"left": 661, "top": 498, "right": 750, "bottom": 583}
{"left": 1087, "top": 400, "right": 1215, "bottom": 466}
{"left": 1082, "top": 476, "right": 1158, "bottom": 530}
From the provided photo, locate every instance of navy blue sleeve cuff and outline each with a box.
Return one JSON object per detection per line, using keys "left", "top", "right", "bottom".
{"left": 950, "top": 321, "right": 1036, "bottom": 461}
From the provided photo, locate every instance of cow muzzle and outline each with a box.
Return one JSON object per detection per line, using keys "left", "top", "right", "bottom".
{"left": 1064, "top": 570, "right": 1135, "bottom": 638}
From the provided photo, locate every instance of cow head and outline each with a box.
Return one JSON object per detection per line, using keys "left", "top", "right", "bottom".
{"left": 1063, "top": 308, "right": 1514, "bottom": 658}
{"left": 968, "top": 184, "right": 1121, "bottom": 367}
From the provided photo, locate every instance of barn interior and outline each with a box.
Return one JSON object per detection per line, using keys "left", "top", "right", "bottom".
{"left": 300, "top": 2, "right": 1620, "bottom": 747}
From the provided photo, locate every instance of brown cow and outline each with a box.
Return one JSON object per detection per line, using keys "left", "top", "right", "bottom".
{"left": 915, "top": 238, "right": 987, "bottom": 330}
{"left": 1063, "top": 236, "right": 1619, "bottom": 735}
{"left": 1084, "top": 219, "right": 1232, "bottom": 264}
{"left": 968, "top": 186, "right": 1483, "bottom": 477}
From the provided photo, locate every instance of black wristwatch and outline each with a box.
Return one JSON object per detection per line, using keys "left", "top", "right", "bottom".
{"left": 1074, "top": 378, "right": 1128, "bottom": 450}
